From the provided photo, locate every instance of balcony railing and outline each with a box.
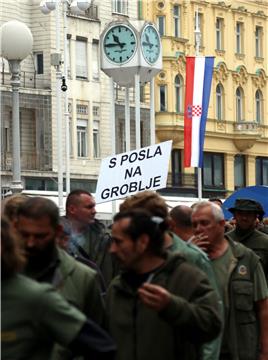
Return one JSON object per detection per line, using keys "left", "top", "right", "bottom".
{"left": 1, "top": 69, "right": 51, "bottom": 90}
{"left": 234, "top": 121, "right": 261, "bottom": 133}
{"left": 1, "top": 151, "right": 52, "bottom": 171}
{"left": 67, "top": 4, "right": 99, "bottom": 20}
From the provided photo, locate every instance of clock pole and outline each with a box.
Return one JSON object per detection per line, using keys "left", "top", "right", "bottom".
{"left": 150, "top": 78, "right": 155, "bottom": 145}
{"left": 125, "top": 87, "right": 131, "bottom": 151}
{"left": 135, "top": 74, "right": 141, "bottom": 149}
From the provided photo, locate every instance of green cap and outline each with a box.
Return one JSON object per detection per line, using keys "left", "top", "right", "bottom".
{"left": 228, "top": 198, "right": 264, "bottom": 217}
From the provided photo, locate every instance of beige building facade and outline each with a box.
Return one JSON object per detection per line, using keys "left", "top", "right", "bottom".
{"left": 141, "top": 0, "right": 268, "bottom": 198}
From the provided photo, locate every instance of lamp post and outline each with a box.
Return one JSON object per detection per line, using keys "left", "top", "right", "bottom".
{"left": 0, "top": 20, "right": 33, "bottom": 193}
{"left": 40, "top": 0, "right": 91, "bottom": 214}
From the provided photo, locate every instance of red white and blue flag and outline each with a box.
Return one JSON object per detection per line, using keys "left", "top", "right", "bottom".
{"left": 184, "top": 56, "right": 214, "bottom": 168}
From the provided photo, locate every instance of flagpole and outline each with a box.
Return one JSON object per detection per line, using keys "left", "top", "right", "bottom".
{"left": 195, "top": 11, "right": 202, "bottom": 200}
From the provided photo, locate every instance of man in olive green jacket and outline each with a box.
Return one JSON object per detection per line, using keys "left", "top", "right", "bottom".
{"left": 61, "top": 189, "right": 118, "bottom": 286}
{"left": 2, "top": 214, "right": 116, "bottom": 360}
{"left": 16, "top": 197, "right": 106, "bottom": 359}
{"left": 226, "top": 198, "right": 268, "bottom": 283}
{"left": 107, "top": 209, "right": 222, "bottom": 360}
{"left": 192, "top": 201, "right": 268, "bottom": 360}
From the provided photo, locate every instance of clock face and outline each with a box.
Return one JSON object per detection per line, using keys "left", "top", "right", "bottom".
{"left": 103, "top": 25, "right": 137, "bottom": 65}
{"left": 141, "top": 25, "right": 161, "bottom": 65}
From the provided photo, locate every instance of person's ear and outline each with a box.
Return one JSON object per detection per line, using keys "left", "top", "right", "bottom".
{"left": 168, "top": 217, "right": 176, "bottom": 231}
{"left": 68, "top": 204, "right": 77, "bottom": 215}
{"left": 137, "top": 233, "right": 150, "bottom": 253}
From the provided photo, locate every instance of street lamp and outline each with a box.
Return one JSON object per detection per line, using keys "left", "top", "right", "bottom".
{"left": 39, "top": 0, "right": 91, "bottom": 214}
{"left": 0, "top": 20, "right": 33, "bottom": 193}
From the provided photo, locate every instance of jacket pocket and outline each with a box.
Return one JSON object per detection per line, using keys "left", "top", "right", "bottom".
{"left": 232, "top": 281, "right": 256, "bottom": 324}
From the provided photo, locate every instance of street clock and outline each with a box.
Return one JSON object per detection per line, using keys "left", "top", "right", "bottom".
{"left": 141, "top": 23, "right": 161, "bottom": 65}
{"left": 103, "top": 24, "right": 137, "bottom": 65}
{"left": 100, "top": 20, "right": 162, "bottom": 87}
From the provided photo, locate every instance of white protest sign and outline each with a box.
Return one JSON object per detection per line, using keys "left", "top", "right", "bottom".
{"left": 95, "top": 140, "right": 172, "bottom": 203}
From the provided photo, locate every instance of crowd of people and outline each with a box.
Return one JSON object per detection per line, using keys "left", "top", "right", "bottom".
{"left": 2, "top": 189, "right": 268, "bottom": 360}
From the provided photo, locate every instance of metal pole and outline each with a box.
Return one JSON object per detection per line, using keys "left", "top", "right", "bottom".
{"left": 56, "top": 0, "right": 64, "bottom": 214}
{"left": 195, "top": 11, "right": 202, "bottom": 200}
{"left": 9, "top": 60, "right": 23, "bottom": 193}
{"left": 110, "top": 77, "right": 116, "bottom": 217}
{"left": 150, "top": 78, "right": 155, "bottom": 145}
{"left": 63, "top": 0, "right": 70, "bottom": 194}
{"left": 135, "top": 74, "right": 141, "bottom": 149}
{"left": 125, "top": 87, "right": 130, "bottom": 151}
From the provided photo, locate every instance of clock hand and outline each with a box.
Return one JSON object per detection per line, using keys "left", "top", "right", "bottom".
{"left": 142, "top": 41, "right": 154, "bottom": 49}
{"left": 145, "top": 34, "right": 154, "bottom": 48}
{"left": 105, "top": 43, "right": 125, "bottom": 48}
{"left": 112, "top": 34, "right": 126, "bottom": 49}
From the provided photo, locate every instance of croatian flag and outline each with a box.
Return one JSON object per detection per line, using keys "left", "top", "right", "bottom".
{"left": 184, "top": 56, "right": 214, "bottom": 168}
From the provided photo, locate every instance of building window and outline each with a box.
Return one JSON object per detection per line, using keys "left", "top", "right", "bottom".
{"left": 172, "top": 149, "right": 181, "bottom": 186}
{"left": 159, "top": 85, "right": 167, "bottom": 111}
{"left": 76, "top": 39, "right": 88, "bottom": 79}
{"left": 112, "top": 0, "right": 127, "bottom": 15}
{"left": 236, "top": 22, "right": 243, "bottom": 54}
{"left": 216, "top": 18, "right": 223, "bottom": 51}
{"left": 256, "top": 157, "right": 268, "bottom": 185}
{"left": 195, "top": 12, "right": 203, "bottom": 46}
{"left": 216, "top": 83, "right": 223, "bottom": 121}
{"left": 173, "top": 5, "right": 181, "bottom": 37}
{"left": 234, "top": 155, "right": 245, "bottom": 189}
{"left": 92, "top": 40, "right": 99, "bottom": 80}
{"left": 3, "top": 119, "right": 10, "bottom": 152}
{"left": 77, "top": 104, "right": 88, "bottom": 115}
{"left": 77, "top": 119, "right": 88, "bottom": 157}
{"left": 67, "top": 36, "right": 71, "bottom": 78}
{"left": 236, "top": 87, "right": 243, "bottom": 122}
{"left": 255, "top": 26, "right": 263, "bottom": 58}
{"left": 157, "top": 16, "right": 165, "bottom": 36}
{"left": 34, "top": 52, "right": 44, "bottom": 74}
{"left": 68, "top": 101, "right": 73, "bottom": 156}
{"left": 203, "top": 152, "right": 224, "bottom": 188}
{"left": 255, "top": 90, "right": 263, "bottom": 123}
{"left": 175, "top": 75, "right": 183, "bottom": 113}
{"left": 93, "top": 105, "right": 100, "bottom": 158}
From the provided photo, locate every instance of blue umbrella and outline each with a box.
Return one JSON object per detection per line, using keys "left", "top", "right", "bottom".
{"left": 222, "top": 185, "right": 268, "bottom": 220}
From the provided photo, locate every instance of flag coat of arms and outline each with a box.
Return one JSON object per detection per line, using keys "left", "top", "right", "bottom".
{"left": 184, "top": 56, "right": 214, "bottom": 168}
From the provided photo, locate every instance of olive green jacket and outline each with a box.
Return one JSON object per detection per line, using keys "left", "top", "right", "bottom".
{"left": 2, "top": 274, "right": 86, "bottom": 360}
{"left": 169, "top": 233, "right": 223, "bottom": 360}
{"left": 221, "top": 239, "right": 268, "bottom": 360}
{"left": 25, "top": 247, "right": 106, "bottom": 360}
{"left": 61, "top": 217, "right": 119, "bottom": 286}
{"left": 227, "top": 228, "right": 268, "bottom": 283}
{"left": 106, "top": 252, "right": 222, "bottom": 360}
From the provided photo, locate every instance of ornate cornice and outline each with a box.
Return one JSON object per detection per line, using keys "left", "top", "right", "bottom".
{"left": 214, "top": 62, "right": 229, "bottom": 82}
{"left": 252, "top": 68, "right": 267, "bottom": 89}
{"left": 232, "top": 65, "right": 248, "bottom": 85}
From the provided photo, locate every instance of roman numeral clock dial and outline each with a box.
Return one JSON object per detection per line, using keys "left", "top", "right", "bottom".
{"left": 141, "top": 24, "right": 161, "bottom": 65}
{"left": 103, "top": 25, "right": 137, "bottom": 65}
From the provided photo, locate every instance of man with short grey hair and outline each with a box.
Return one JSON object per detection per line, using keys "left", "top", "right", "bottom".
{"left": 192, "top": 201, "right": 268, "bottom": 360}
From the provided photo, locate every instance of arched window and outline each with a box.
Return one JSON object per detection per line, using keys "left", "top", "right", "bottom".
{"left": 175, "top": 75, "right": 183, "bottom": 113}
{"left": 255, "top": 90, "right": 263, "bottom": 123}
{"left": 236, "top": 87, "right": 243, "bottom": 122}
{"left": 216, "top": 83, "right": 223, "bottom": 120}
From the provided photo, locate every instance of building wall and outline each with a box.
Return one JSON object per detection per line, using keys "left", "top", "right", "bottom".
{"left": 1, "top": 0, "right": 150, "bottom": 194}
{"left": 141, "top": 0, "right": 268, "bottom": 197}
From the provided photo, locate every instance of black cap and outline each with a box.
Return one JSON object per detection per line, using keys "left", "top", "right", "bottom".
{"left": 228, "top": 198, "right": 264, "bottom": 217}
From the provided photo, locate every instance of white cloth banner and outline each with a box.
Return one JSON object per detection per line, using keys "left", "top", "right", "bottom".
{"left": 95, "top": 140, "right": 172, "bottom": 203}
